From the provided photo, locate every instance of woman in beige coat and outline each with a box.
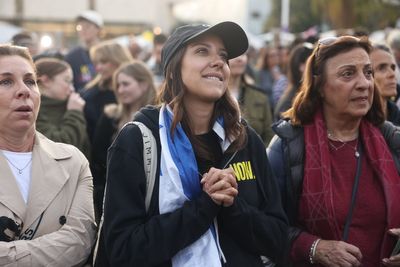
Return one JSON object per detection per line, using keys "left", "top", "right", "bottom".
{"left": 0, "top": 44, "right": 96, "bottom": 265}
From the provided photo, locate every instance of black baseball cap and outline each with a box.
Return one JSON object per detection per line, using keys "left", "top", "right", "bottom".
{"left": 161, "top": 21, "right": 249, "bottom": 76}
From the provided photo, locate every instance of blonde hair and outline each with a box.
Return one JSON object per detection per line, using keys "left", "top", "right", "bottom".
{"left": 105, "top": 61, "right": 156, "bottom": 130}
{"left": 0, "top": 44, "right": 35, "bottom": 73}
{"left": 85, "top": 40, "right": 133, "bottom": 89}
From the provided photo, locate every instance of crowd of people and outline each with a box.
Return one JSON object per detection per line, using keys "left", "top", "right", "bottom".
{"left": 1, "top": 8, "right": 400, "bottom": 266}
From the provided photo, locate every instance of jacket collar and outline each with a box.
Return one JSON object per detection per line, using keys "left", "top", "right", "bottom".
{"left": 24, "top": 132, "right": 72, "bottom": 228}
{"left": 0, "top": 132, "right": 72, "bottom": 228}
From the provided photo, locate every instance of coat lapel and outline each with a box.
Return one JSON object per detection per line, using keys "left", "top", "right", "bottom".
{"left": 0, "top": 153, "right": 26, "bottom": 220}
{"left": 24, "top": 132, "right": 72, "bottom": 229}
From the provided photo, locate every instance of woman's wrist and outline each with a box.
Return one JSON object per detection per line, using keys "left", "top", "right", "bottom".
{"left": 309, "top": 238, "right": 321, "bottom": 264}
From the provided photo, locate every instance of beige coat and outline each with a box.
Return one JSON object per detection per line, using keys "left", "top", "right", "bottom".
{"left": 0, "top": 132, "right": 96, "bottom": 266}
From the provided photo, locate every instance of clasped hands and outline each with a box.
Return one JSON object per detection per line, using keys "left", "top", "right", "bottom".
{"left": 201, "top": 167, "right": 238, "bottom": 207}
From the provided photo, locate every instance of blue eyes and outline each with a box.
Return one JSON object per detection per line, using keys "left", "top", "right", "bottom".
{"left": 0, "top": 79, "right": 12, "bottom": 86}
{"left": 0, "top": 78, "right": 37, "bottom": 88}
{"left": 25, "top": 79, "right": 36, "bottom": 86}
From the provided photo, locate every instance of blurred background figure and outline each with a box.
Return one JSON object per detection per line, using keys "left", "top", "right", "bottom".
{"left": 387, "top": 29, "right": 400, "bottom": 70}
{"left": 35, "top": 58, "right": 90, "bottom": 158}
{"left": 65, "top": 10, "right": 103, "bottom": 92}
{"left": 146, "top": 33, "right": 167, "bottom": 88}
{"left": 255, "top": 45, "right": 279, "bottom": 105}
{"left": 274, "top": 42, "right": 314, "bottom": 121}
{"left": 228, "top": 53, "right": 274, "bottom": 145}
{"left": 12, "top": 30, "right": 64, "bottom": 63}
{"left": 370, "top": 44, "right": 400, "bottom": 125}
{"left": 81, "top": 40, "right": 133, "bottom": 142}
{"left": 255, "top": 45, "right": 287, "bottom": 110}
{"left": 11, "top": 31, "right": 39, "bottom": 57}
{"left": 146, "top": 33, "right": 167, "bottom": 89}
{"left": 91, "top": 61, "right": 156, "bottom": 222}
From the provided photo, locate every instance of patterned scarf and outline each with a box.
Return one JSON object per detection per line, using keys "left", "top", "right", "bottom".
{"left": 158, "top": 104, "right": 231, "bottom": 267}
{"left": 299, "top": 109, "right": 400, "bottom": 255}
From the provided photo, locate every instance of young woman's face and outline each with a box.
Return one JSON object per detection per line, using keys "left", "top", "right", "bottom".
{"left": 94, "top": 60, "right": 119, "bottom": 82}
{"left": 181, "top": 34, "right": 230, "bottom": 104}
{"left": 321, "top": 47, "right": 374, "bottom": 121}
{"left": 44, "top": 68, "right": 74, "bottom": 100}
{"left": 116, "top": 72, "right": 147, "bottom": 105}
{"left": 229, "top": 54, "right": 248, "bottom": 77}
{"left": 370, "top": 49, "right": 398, "bottom": 99}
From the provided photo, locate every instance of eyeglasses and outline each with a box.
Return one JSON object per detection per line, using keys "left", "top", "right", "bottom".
{"left": 315, "top": 35, "right": 361, "bottom": 59}
{"left": 313, "top": 35, "right": 363, "bottom": 76}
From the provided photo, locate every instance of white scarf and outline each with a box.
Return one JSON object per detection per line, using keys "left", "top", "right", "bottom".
{"left": 158, "top": 104, "right": 231, "bottom": 267}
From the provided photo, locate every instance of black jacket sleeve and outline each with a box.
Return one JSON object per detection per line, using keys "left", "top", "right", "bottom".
{"left": 102, "top": 124, "right": 221, "bottom": 266}
{"left": 219, "top": 130, "right": 289, "bottom": 264}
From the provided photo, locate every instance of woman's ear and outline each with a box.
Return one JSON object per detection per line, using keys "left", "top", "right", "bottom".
{"left": 37, "top": 75, "right": 51, "bottom": 88}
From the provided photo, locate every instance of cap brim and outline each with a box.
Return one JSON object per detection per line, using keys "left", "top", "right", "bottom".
{"left": 185, "top": 21, "right": 248, "bottom": 60}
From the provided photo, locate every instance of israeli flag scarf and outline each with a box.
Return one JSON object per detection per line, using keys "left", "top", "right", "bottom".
{"left": 159, "top": 104, "right": 231, "bottom": 267}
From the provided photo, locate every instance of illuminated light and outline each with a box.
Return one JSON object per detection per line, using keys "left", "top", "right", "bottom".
{"left": 40, "top": 35, "right": 53, "bottom": 49}
{"left": 76, "top": 24, "right": 82, "bottom": 31}
{"left": 153, "top": 27, "right": 162, "bottom": 35}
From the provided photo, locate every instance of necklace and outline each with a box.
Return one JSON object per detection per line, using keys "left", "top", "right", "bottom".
{"left": 327, "top": 131, "right": 360, "bottom": 158}
{"left": 5, "top": 157, "right": 32, "bottom": 174}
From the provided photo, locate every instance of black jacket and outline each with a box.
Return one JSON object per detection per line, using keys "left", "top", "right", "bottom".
{"left": 96, "top": 105, "right": 288, "bottom": 267}
{"left": 387, "top": 100, "right": 400, "bottom": 126}
{"left": 266, "top": 119, "right": 400, "bottom": 263}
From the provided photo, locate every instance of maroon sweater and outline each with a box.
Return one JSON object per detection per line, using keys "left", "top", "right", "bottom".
{"left": 291, "top": 140, "right": 388, "bottom": 266}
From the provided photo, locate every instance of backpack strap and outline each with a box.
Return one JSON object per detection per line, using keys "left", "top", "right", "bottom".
{"left": 93, "top": 121, "right": 157, "bottom": 265}
{"left": 130, "top": 121, "right": 157, "bottom": 212}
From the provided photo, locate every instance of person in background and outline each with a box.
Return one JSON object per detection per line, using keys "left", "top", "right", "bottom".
{"left": 11, "top": 31, "right": 39, "bottom": 57}
{"left": 274, "top": 42, "right": 314, "bottom": 121}
{"left": 91, "top": 61, "right": 156, "bottom": 222}
{"left": 35, "top": 58, "right": 90, "bottom": 158}
{"left": 81, "top": 40, "right": 133, "bottom": 142}
{"left": 0, "top": 44, "right": 95, "bottom": 266}
{"left": 387, "top": 29, "right": 400, "bottom": 70}
{"left": 256, "top": 45, "right": 287, "bottom": 109}
{"left": 95, "top": 21, "right": 288, "bottom": 266}
{"left": 370, "top": 44, "right": 400, "bottom": 125}
{"left": 146, "top": 33, "right": 167, "bottom": 89}
{"left": 267, "top": 36, "right": 400, "bottom": 266}
{"left": 255, "top": 45, "right": 279, "bottom": 108}
{"left": 228, "top": 53, "right": 274, "bottom": 144}
{"left": 65, "top": 10, "right": 103, "bottom": 92}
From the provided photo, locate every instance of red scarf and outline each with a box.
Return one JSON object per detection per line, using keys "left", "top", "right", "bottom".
{"left": 299, "top": 109, "right": 400, "bottom": 256}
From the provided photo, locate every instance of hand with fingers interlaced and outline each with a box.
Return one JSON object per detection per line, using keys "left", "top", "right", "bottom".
{"left": 200, "top": 167, "right": 238, "bottom": 207}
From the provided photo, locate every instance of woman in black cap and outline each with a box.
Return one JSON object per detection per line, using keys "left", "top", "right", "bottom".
{"left": 96, "top": 21, "right": 288, "bottom": 267}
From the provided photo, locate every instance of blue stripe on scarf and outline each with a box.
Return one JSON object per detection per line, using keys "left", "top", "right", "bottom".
{"left": 163, "top": 108, "right": 201, "bottom": 199}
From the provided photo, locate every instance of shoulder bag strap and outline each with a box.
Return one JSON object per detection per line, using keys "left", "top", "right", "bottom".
{"left": 342, "top": 141, "right": 363, "bottom": 241}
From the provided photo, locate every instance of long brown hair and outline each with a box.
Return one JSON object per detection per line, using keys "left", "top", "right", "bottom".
{"left": 35, "top": 58, "right": 70, "bottom": 90}
{"left": 158, "top": 45, "right": 247, "bottom": 160}
{"left": 283, "top": 36, "right": 385, "bottom": 126}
